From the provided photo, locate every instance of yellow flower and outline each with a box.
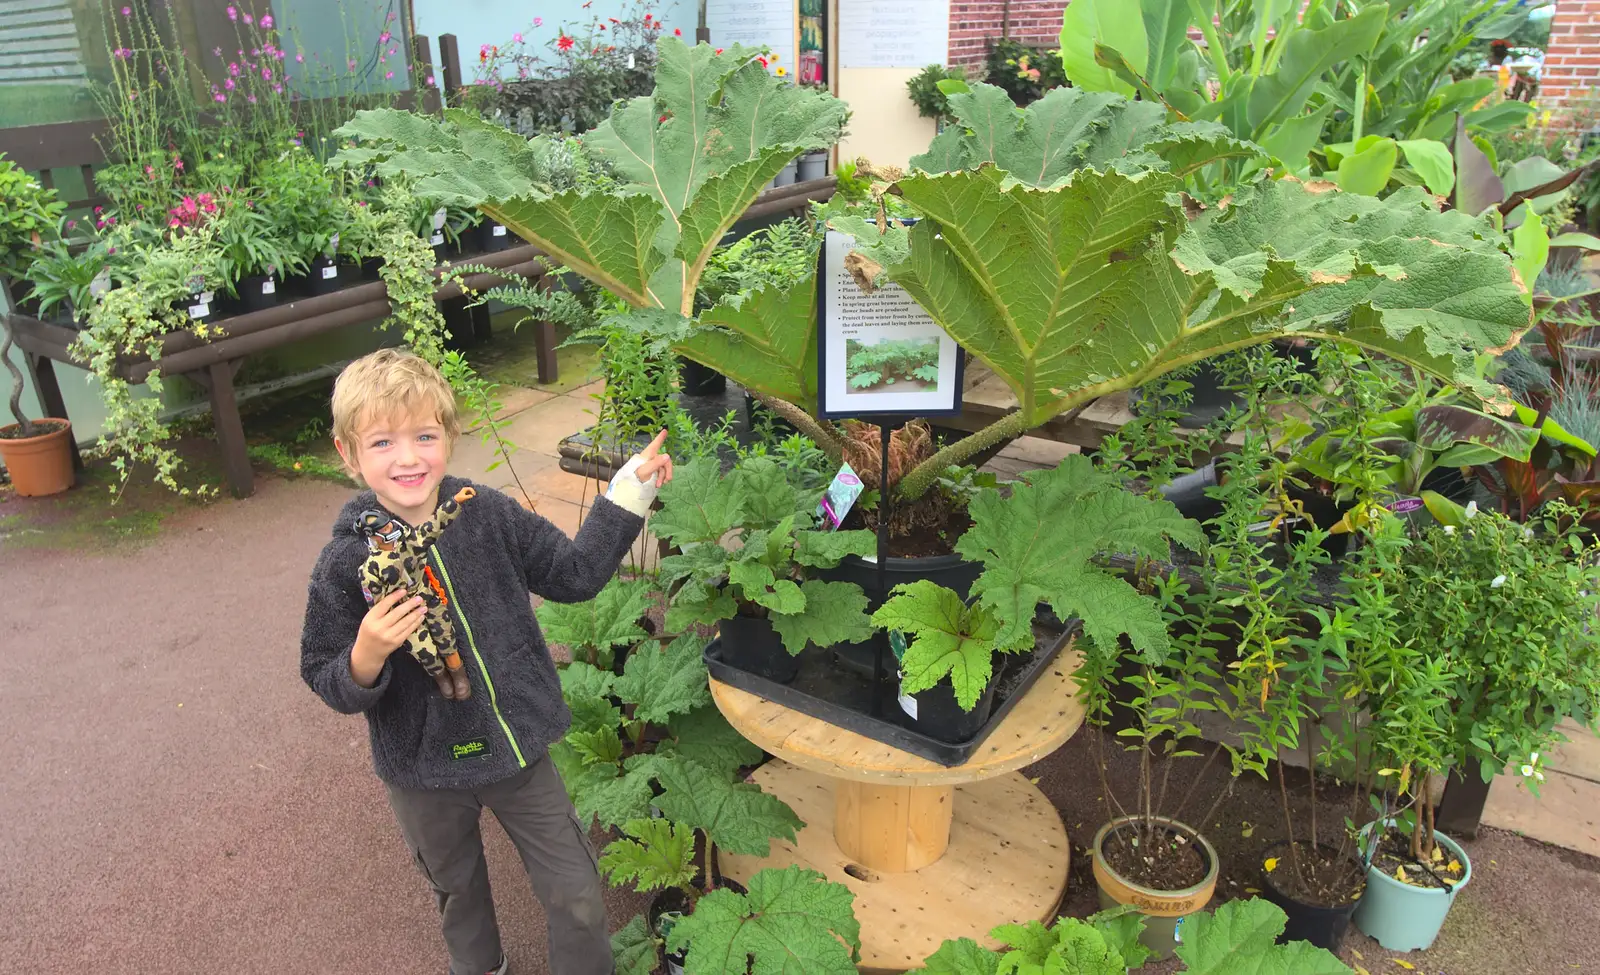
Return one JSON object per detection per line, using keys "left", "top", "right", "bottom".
{"left": 293, "top": 461, "right": 302, "bottom": 471}
{"left": 1447, "top": 859, "right": 1462, "bottom": 873}
{"left": 1264, "top": 857, "right": 1280, "bottom": 872}
{"left": 1393, "top": 961, "right": 1415, "bottom": 971}
{"left": 775, "top": 66, "right": 787, "bottom": 77}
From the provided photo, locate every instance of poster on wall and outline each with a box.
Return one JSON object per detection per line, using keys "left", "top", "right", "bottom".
{"left": 706, "top": 0, "right": 796, "bottom": 64}
{"left": 817, "top": 229, "right": 964, "bottom": 420}
{"left": 839, "top": 0, "right": 949, "bottom": 69}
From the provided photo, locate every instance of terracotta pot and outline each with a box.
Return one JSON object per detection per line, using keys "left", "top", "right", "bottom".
{"left": 1092, "top": 815, "right": 1219, "bottom": 960}
{"left": 0, "top": 419, "right": 75, "bottom": 496}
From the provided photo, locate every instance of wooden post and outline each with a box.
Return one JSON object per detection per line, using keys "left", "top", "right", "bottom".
{"left": 833, "top": 781, "right": 954, "bottom": 873}
{"left": 411, "top": 34, "right": 440, "bottom": 113}
{"left": 193, "top": 361, "right": 254, "bottom": 498}
{"left": 20, "top": 353, "right": 83, "bottom": 472}
{"left": 438, "top": 33, "right": 463, "bottom": 97}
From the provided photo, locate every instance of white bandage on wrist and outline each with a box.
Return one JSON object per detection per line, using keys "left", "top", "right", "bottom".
{"left": 605, "top": 454, "right": 657, "bottom": 517}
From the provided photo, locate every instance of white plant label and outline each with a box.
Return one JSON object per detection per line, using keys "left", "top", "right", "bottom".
{"left": 188, "top": 302, "right": 210, "bottom": 319}
{"left": 261, "top": 280, "right": 276, "bottom": 295}
{"left": 320, "top": 265, "right": 338, "bottom": 280}
{"left": 430, "top": 233, "right": 445, "bottom": 246}
{"left": 492, "top": 224, "right": 507, "bottom": 237}
{"left": 898, "top": 691, "right": 918, "bottom": 721}
{"left": 89, "top": 268, "right": 112, "bottom": 297}
{"left": 199, "top": 290, "right": 215, "bottom": 303}
{"left": 432, "top": 207, "right": 448, "bottom": 231}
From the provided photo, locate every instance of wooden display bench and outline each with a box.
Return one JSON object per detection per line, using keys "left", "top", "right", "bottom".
{"left": 710, "top": 649, "right": 1085, "bottom": 973}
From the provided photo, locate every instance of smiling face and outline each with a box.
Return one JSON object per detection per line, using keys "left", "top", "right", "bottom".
{"left": 335, "top": 407, "right": 452, "bottom": 527}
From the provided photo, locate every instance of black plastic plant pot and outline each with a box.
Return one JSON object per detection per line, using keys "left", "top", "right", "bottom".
{"left": 1159, "top": 460, "right": 1223, "bottom": 524}
{"left": 897, "top": 669, "right": 998, "bottom": 743}
{"left": 478, "top": 220, "right": 514, "bottom": 253}
{"left": 238, "top": 274, "right": 280, "bottom": 312}
{"left": 717, "top": 614, "right": 800, "bottom": 683}
{"left": 1129, "top": 359, "right": 1245, "bottom": 430}
{"left": 820, "top": 554, "right": 982, "bottom": 678}
{"left": 1258, "top": 841, "right": 1363, "bottom": 953}
{"left": 359, "top": 256, "right": 386, "bottom": 281}
{"left": 177, "top": 291, "right": 216, "bottom": 326}
{"left": 307, "top": 256, "right": 343, "bottom": 295}
{"left": 679, "top": 356, "right": 726, "bottom": 395}
{"left": 649, "top": 887, "right": 693, "bottom": 973}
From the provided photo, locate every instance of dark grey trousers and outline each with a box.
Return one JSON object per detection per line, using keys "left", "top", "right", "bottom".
{"left": 386, "top": 754, "right": 612, "bottom": 975}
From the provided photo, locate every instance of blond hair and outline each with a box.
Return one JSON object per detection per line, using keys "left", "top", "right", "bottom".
{"left": 331, "top": 349, "right": 460, "bottom": 470}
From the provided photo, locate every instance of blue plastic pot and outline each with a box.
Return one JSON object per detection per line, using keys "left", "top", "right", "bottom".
{"left": 1352, "top": 824, "right": 1472, "bottom": 952}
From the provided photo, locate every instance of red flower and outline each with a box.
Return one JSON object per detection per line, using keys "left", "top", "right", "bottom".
{"left": 659, "top": 114, "right": 668, "bottom": 122}
{"left": 557, "top": 33, "right": 574, "bottom": 51}
{"left": 598, "top": 23, "right": 606, "bottom": 30}
{"left": 643, "top": 12, "right": 651, "bottom": 20}
{"left": 609, "top": 17, "right": 620, "bottom": 23}
{"left": 715, "top": 48, "right": 723, "bottom": 54}
{"left": 674, "top": 27, "right": 682, "bottom": 36}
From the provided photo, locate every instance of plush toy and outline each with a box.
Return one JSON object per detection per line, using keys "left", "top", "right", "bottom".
{"left": 355, "top": 486, "right": 477, "bottom": 700}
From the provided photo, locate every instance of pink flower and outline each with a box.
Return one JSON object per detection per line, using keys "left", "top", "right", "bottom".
{"left": 513, "top": 32, "right": 523, "bottom": 43}
{"left": 533, "top": 16, "right": 543, "bottom": 26}
{"left": 225, "top": 77, "right": 235, "bottom": 89}
{"left": 66, "top": 219, "right": 76, "bottom": 229}
{"left": 229, "top": 61, "right": 240, "bottom": 76}
{"left": 128, "top": 89, "right": 138, "bottom": 100}
{"left": 243, "top": 13, "right": 253, "bottom": 25}
{"left": 425, "top": 74, "right": 435, "bottom": 85}
{"left": 170, "top": 218, "right": 181, "bottom": 228}
{"left": 387, "top": 46, "right": 397, "bottom": 56}
{"left": 262, "top": 67, "right": 272, "bottom": 79}
{"left": 273, "top": 84, "right": 282, "bottom": 93}
{"left": 173, "top": 156, "right": 183, "bottom": 171}
{"left": 385, "top": 70, "right": 394, "bottom": 79}
{"left": 260, "top": 14, "right": 272, "bottom": 29}
{"left": 213, "top": 46, "right": 222, "bottom": 56}
{"left": 380, "top": 31, "right": 392, "bottom": 44}
{"left": 347, "top": 58, "right": 357, "bottom": 71}
{"left": 121, "top": 5, "right": 131, "bottom": 15}
{"left": 226, "top": 5, "right": 237, "bottom": 21}
{"left": 295, "top": 53, "right": 304, "bottom": 63}
{"left": 247, "top": 94, "right": 257, "bottom": 103}
{"left": 94, "top": 206, "right": 103, "bottom": 214}
{"left": 144, "top": 165, "right": 154, "bottom": 176}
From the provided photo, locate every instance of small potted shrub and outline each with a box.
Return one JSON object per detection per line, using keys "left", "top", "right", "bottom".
{"left": 654, "top": 456, "right": 877, "bottom": 682}
{"left": 872, "top": 453, "right": 1201, "bottom": 744}
{"left": 0, "top": 325, "right": 74, "bottom": 496}
{"left": 905, "top": 62, "right": 966, "bottom": 124}
{"left": 20, "top": 240, "right": 113, "bottom": 327}
{"left": 1351, "top": 504, "right": 1600, "bottom": 951}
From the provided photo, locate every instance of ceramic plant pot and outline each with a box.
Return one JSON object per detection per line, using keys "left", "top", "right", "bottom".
{"left": 1092, "top": 815, "right": 1219, "bottom": 961}
{"left": 0, "top": 419, "right": 74, "bottom": 496}
{"left": 1352, "top": 824, "right": 1471, "bottom": 952}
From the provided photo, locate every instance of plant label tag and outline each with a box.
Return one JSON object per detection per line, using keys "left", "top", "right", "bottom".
{"left": 815, "top": 463, "right": 864, "bottom": 530}
{"left": 329, "top": 232, "right": 340, "bottom": 251}
{"left": 430, "top": 233, "right": 445, "bottom": 246}
{"left": 89, "top": 268, "right": 112, "bottom": 297}
{"left": 261, "top": 279, "right": 275, "bottom": 295}
{"left": 1386, "top": 496, "right": 1425, "bottom": 514}
{"left": 492, "top": 223, "right": 507, "bottom": 237}
{"left": 188, "top": 302, "right": 209, "bottom": 319}
{"left": 433, "top": 207, "right": 448, "bottom": 231}
{"left": 321, "top": 265, "right": 338, "bottom": 280}
{"left": 628, "top": 52, "right": 636, "bottom": 70}
{"left": 199, "top": 290, "right": 215, "bottom": 303}
{"left": 898, "top": 691, "right": 918, "bottom": 721}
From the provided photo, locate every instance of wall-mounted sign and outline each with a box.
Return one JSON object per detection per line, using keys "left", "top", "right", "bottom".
{"left": 839, "top": 0, "right": 949, "bottom": 69}
{"left": 706, "top": 0, "right": 796, "bottom": 63}
{"left": 816, "top": 229, "right": 964, "bottom": 420}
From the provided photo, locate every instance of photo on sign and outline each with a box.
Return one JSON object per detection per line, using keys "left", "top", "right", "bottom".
{"left": 817, "top": 229, "right": 963, "bottom": 419}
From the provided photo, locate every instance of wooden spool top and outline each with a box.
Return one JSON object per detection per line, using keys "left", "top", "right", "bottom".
{"left": 709, "top": 645, "right": 1086, "bottom": 786}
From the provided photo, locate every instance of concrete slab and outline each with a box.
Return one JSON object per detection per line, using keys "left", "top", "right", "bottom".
{"left": 996, "top": 435, "right": 1079, "bottom": 466}
{"left": 496, "top": 394, "right": 599, "bottom": 458}
{"left": 1483, "top": 769, "right": 1600, "bottom": 858}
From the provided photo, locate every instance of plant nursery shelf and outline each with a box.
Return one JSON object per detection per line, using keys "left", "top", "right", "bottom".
{"left": 710, "top": 650, "right": 1084, "bottom": 972}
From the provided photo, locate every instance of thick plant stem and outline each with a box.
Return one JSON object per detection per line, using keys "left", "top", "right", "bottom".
{"left": 1, "top": 324, "right": 34, "bottom": 436}
{"left": 1278, "top": 758, "right": 1303, "bottom": 879}
{"left": 753, "top": 394, "right": 844, "bottom": 461}
{"left": 896, "top": 407, "right": 1035, "bottom": 501}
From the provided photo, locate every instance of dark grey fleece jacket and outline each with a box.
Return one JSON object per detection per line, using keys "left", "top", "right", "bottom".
{"left": 300, "top": 475, "right": 644, "bottom": 791}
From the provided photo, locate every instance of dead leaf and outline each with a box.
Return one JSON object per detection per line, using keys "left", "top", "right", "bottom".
{"left": 1393, "top": 961, "right": 1415, "bottom": 971}
{"left": 1241, "top": 821, "right": 1255, "bottom": 838}
{"left": 843, "top": 251, "right": 883, "bottom": 293}
{"left": 1264, "top": 857, "right": 1280, "bottom": 873}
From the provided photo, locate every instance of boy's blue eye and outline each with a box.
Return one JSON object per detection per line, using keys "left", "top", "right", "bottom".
{"left": 418, "top": 433, "right": 436, "bottom": 442}
{"left": 371, "top": 439, "right": 391, "bottom": 449}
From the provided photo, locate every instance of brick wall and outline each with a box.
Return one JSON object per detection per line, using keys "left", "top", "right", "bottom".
{"left": 948, "top": 1, "right": 1064, "bottom": 69}
{"left": 1544, "top": 0, "right": 1600, "bottom": 108}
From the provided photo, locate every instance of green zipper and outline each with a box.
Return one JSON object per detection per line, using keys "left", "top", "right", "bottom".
{"left": 431, "top": 549, "right": 527, "bottom": 769}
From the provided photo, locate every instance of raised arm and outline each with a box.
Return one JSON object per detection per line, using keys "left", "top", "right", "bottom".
{"left": 413, "top": 486, "right": 477, "bottom": 549}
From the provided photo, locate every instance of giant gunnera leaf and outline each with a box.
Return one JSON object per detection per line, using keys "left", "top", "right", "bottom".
{"left": 1173, "top": 898, "right": 1351, "bottom": 974}
{"left": 666, "top": 866, "right": 860, "bottom": 975}
{"left": 334, "top": 39, "right": 846, "bottom": 317}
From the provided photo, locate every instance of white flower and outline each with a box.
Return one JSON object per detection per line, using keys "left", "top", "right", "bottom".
{"left": 1536, "top": 770, "right": 1546, "bottom": 782}
{"left": 1491, "top": 574, "right": 1507, "bottom": 588}
{"left": 1444, "top": 525, "right": 1456, "bottom": 535}
{"left": 1521, "top": 764, "right": 1535, "bottom": 777}
{"left": 1465, "top": 500, "right": 1479, "bottom": 519}
{"left": 1524, "top": 526, "right": 1535, "bottom": 540}
{"left": 1532, "top": 752, "right": 1541, "bottom": 762}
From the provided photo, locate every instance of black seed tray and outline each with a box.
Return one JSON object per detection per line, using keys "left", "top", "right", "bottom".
{"left": 703, "top": 617, "right": 1077, "bottom": 766}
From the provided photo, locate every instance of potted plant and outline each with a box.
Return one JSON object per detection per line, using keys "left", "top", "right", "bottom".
{"left": 19, "top": 240, "right": 113, "bottom": 327}
{"left": 1, "top": 322, "right": 74, "bottom": 497}
{"left": 653, "top": 456, "right": 877, "bottom": 682}
{"left": 873, "top": 453, "right": 1202, "bottom": 744}
{"left": 1350, "top": 503, "right": 1600, "bottom": 951}
{"left": 0, "top": 152, "right": 65, "bottom": 300}
{"left": 212, "top": 195, "right": 301, "bottom": 313}
{"left": 904, "top": 63, "right": 966, "bottom": 123}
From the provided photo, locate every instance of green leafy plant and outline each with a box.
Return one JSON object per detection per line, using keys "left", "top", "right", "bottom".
{"left": 535, "top": 575, "right": 657, "bottom": 669}
{"left": 664, "top": 865, "right": 861, "bottom": 974}
{"left": 871, "top": 454, "right": 1204, "bottom": 710}
{"left": 0, "top": 152, "right": 65, "bottom": 281}
{"left": 211, "top": 195, "right": 302, "bottom": 289}
{"left": 982, "top": 36, "right": 1067, "bottom": 106}
{"left": 916, "top": 898, "right": 1350, "bottom": 974}
{"left": 22, "top": 239, "right": 113, "bottom": 322}
{"left": 654, "top": 456, "right": 877, "bottom": 653}
{"left": 906, "top": 63, "right": 967, "bottom": 120}
{"left": 845, "top": 337, "right": 939, "bottom": 391}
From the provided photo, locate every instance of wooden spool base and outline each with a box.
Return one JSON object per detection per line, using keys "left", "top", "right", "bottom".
{"left": 720, "top": 760, "right": 1071, "bottom": 974}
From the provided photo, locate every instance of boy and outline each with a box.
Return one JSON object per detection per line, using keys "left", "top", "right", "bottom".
{"left": 300, "top": 349, "right": 670, "bottom": 975}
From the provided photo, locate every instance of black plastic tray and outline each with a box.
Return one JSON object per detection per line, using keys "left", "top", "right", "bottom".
{"left": 703, "top": 620, "right": 1077, "bottom": 766}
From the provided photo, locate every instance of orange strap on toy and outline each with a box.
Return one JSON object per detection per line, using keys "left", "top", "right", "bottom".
{"left": 423, "top": 564, "right": 448, "bottom": 606}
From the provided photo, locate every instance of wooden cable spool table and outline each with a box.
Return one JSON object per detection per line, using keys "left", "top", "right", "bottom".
{"left": 710, "top": 648, "right": 1086, "bottom": 973}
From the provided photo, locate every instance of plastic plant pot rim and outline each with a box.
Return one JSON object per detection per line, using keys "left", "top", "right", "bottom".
{"left": 1357, "top": 819, "right": 1473, "bottom": 895}
{"left": 1259, "top": 838, "right": 1367, "bottom": 906}
{"left": 0, "top": 419, "right": 71, "bottom": 446}
{"left": 1092, "top": 814, "right": 1221, "bottom": 907}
